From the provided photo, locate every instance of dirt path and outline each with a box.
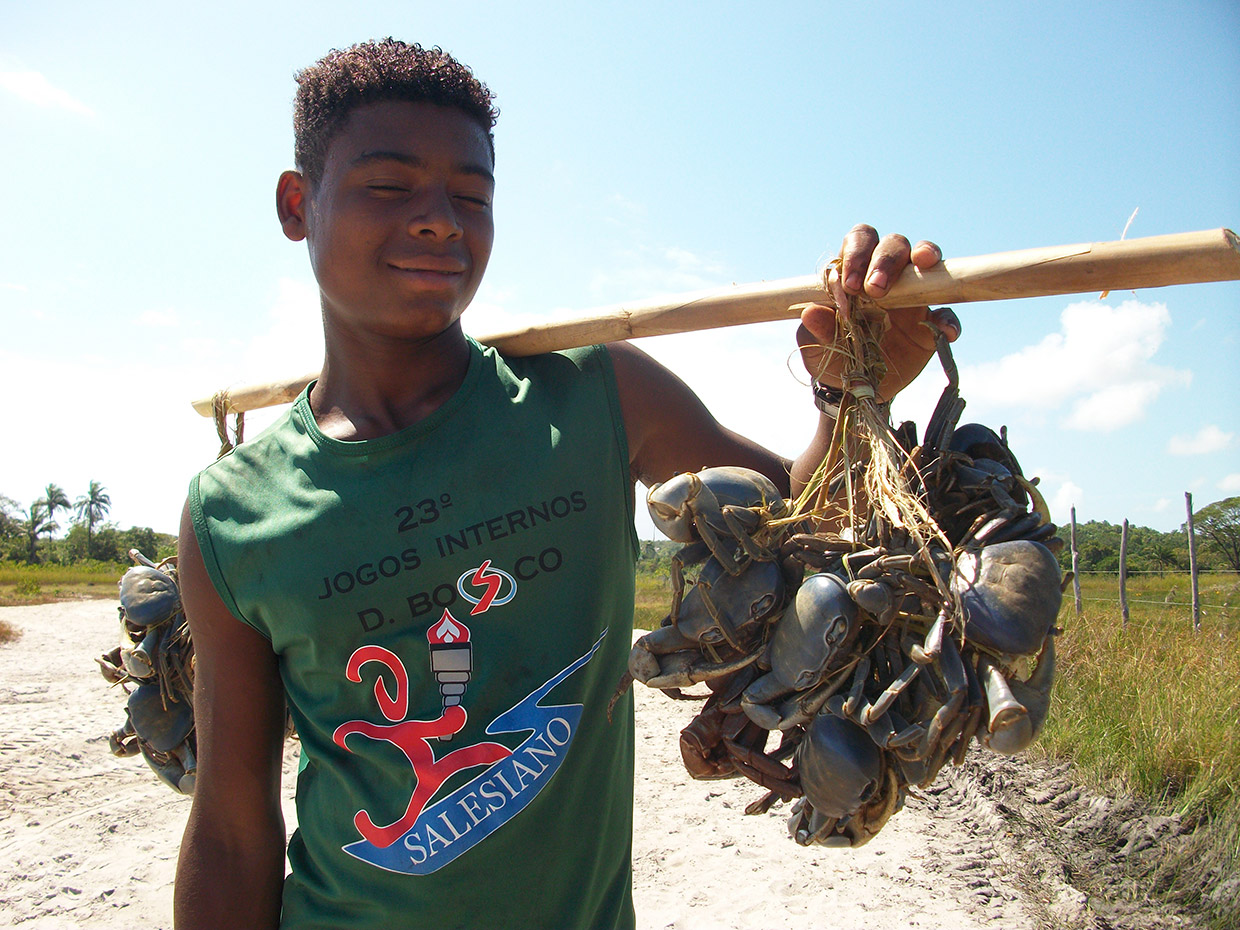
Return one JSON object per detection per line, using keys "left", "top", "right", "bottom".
{"left": 0, "top": 602, "right": 1200, "bottom": 929}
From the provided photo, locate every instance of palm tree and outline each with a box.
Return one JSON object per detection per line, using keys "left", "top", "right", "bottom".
{"left": 74, "top": 480, "right": 111, "bottom": 558}
{"left": 42, "top": 483, "right": 69, "bottom": 545}
{"left": 24, "top": 501, "right": 54, "bottom": 563}
{"left": 1148, "top": 543, "right": 1179, "bottom": 575}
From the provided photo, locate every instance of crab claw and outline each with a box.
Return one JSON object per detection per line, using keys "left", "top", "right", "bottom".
{"left": 741, "top": 573, "right": 858, "bottom": 729}
{"left": 629, "top": 647, "right": 760, "bottom": 690}
{"left": 978, "top": 637, "right": 1055, "bottom": 755}
{"left": 648, "top": 472, "right": 713, "bottom": 542}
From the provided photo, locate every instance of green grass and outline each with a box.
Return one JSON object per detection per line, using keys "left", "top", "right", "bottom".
{"left": 0, "top": 559, "right": 128, "bottom": 608}
{"left": 1040, "top": 572, "right": 1239, "bottom": 926}
{"left": 1047, "top": 573, "right": 1239, "bottom": 811}
{"left": 634, "top": 570, "right": 671, "bottom": 631}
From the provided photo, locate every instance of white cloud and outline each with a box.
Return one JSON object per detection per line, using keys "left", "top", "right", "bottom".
{"left": 957, "top": 299, "right": 1190, "bottom": 431}
{"left": 1066, "top": 380, "right": 1161, "bottom": 431}
{"left": 0, "top": 70, "right": 93, "bottom": 116}
{"left": 588, "top": 244, "right": 727, "bottom": 303}
{"left": 1220, "top": 474, "right": 1240, "bottom": 493}
{"left": 459, "top": 282, "right": 547, "bottom": 339}
{"left": 0, "top": 279, "right": 334, "bottom": 532}
{"left": 1167, "top": 425, "right": 1235, "bottom": 456}
{"left": 1048, "top": 480, "right": 1084, "bottom": 522}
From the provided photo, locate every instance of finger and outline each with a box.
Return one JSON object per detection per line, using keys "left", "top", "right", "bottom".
{"left": 910, "top": 239, "right": 943, "bottom": 269}
{"left": 927, "top": 306, "right": 962, "bottom": 342}
{"left": 839, "top": 224, "right": 879, "bottom": 294}
{"left": 798, "top": 303, "right": 840, "bottom": 347}
{"left": 864, "top": 233, "right": 913, "bottom": 298}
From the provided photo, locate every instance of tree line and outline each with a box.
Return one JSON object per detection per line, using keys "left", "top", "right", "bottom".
{"left": 1054, "top": 498, "right": 1240, "bottom": 574}
{"left": 0, "top": 482, "right": 176, "bottom": 565}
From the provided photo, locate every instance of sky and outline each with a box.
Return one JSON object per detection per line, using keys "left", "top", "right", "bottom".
{"left": 1, "top": 0, "right": 1237, "bottom": 540}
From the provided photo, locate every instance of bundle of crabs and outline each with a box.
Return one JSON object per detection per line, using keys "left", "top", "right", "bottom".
{"left": 616, "top": 334, "right": 1065, "bottom": 848}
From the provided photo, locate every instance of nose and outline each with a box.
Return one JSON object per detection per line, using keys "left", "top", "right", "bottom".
{"left": 407, "top": 186, "right": 463, "bottom": 240}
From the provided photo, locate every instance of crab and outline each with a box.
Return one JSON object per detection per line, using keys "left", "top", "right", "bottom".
{"left": 628, "top": 333, "right": 1066, "bottom": 850}
{"left": 97, "top": 550, "right": 198, "bottom": 795}
{"left": 647, "top": 466, "right": 789, "bottom": 576}
{"left": 739, "top": 572, "right": 861, "bottom": 730}
{"left": 627, "top": 555, "right": 788, "bottom": 691}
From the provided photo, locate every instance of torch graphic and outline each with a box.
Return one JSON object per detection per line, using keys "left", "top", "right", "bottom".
{"left": 427, "top": 609, "right": 472, "bottom": 741}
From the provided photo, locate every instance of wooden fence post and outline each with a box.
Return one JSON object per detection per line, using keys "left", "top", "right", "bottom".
{"left": 1119, "top": 518, "right": 1130, "bottom": 627}
{"left": 1186, "top": 492, "right": 1202, "bottom": 632}
{"left": 1070, "top": 506, "right": 1082, "bottom": 618}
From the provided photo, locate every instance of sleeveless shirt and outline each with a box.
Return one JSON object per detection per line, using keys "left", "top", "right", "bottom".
{"left": 190, "top": 341, "right": 638, "bottom": 930}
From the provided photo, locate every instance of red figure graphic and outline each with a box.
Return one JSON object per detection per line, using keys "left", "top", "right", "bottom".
{"left": 333, "top": 645, "right": 511, "bottom": 848}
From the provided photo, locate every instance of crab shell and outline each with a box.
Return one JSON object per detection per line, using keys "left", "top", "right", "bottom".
{"left": 118, "top": 564, "right": 181, "bottom": 628}
{"left": 127, "top": 680, "right": 193, "bottom": 754}
{"left": 797, "top": 713, "right": 884, "bottom": 821}
{"left": 678, "top": 556, "right": 786, "bottom": 648}
{"left": 951, "top": 540, "right": 1062, "bottom": 657}
{"left": 741, "top": 573, "right": 859, "bottom": 728}
{"left": 647, "top": 466, "right": 786, "bottom": 543}
{"left": 949, "top": 422, "right": 1023, "bottom": 477}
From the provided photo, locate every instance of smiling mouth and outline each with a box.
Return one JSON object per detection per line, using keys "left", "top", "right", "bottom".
{"left": 388, "top": 258, "right": 467, "bottom": 275}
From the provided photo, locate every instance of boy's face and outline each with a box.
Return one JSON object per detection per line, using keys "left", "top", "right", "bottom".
{"left": 281, "top": 100, "right": 495, "bottom": 341}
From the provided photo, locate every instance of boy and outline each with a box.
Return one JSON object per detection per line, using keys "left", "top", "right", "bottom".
{"left": 174, "top": 39, "right": 956, "bottom": 930}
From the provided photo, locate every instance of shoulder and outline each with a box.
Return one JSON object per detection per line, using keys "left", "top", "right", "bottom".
{"left": 489, "top": 342, "right": 611, "bottom": 381}
{"left": 195, "top": 407, "right": 301, "bottom": 493}
{"left": 603, "top": 341, "right": 790, "bottom": 490}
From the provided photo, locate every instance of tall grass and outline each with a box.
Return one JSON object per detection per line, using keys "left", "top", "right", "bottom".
{"left": 0, "top": 559, "right": 130, "bottom": 614}
{"left": 1038, "top": 571, "right": 1239, "bottom": 925}
{"left": 1042, "top": 572, "right": 1239, "bottom": 815}
{"left": 0, "top": 560, "right": 130, "bottom": 586}
{"left": 634, "top": 571, "right": 671, "bottom": 630}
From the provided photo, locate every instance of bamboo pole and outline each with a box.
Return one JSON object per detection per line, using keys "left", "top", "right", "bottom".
{"left": 192, "top": 227, "right": 1240, "bottom": 416}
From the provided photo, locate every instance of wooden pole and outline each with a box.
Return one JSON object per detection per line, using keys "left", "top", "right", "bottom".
{"left": 191, "top": 228, "right": 1240, "bottom": 416}
{"left": 1186, "top": 492, "right": 1202, "bottom": 632}
{"left": 1070, "top": 506, "right": 1082, "bottom": 618}
{"left": 1119, "top": 518, "right": 1130, "bottom": 627}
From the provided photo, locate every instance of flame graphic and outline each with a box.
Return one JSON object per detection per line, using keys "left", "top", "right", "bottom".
{"left": 427, "top": 609, "right": 471, "bottom": 645}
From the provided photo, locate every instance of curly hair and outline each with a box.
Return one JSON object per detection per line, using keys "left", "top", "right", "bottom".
{"left": 293, "top": 39, "right": 498, "bottom": 186}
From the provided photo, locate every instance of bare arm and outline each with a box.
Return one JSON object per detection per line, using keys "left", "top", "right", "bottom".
{"left": 174, "top": 502, "right": 287, "bottom": 930}
{"left": 607, "top": 340, "right": 792, "bottom": 494}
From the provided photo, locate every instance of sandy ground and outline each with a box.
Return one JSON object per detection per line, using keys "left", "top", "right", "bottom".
{"left": 0, "top": 601, "right": 1194, "bottom": 929}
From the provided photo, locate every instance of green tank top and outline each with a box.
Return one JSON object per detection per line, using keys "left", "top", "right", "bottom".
{"left": 190, "top": 341, "right": 638, "bottom": 930}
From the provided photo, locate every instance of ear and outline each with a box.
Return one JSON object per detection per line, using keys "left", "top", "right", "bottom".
{"left": 276, "top": 170, "right": 309, "bottom": 242}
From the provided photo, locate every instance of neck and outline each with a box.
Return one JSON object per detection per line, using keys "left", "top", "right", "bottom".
{"left": 309, "top": 319, "right": 472, "bottom": 440}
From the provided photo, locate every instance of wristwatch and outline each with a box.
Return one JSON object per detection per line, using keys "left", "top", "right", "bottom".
{"left": 812, "top": 380, "right": 845, "bottom": 418}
